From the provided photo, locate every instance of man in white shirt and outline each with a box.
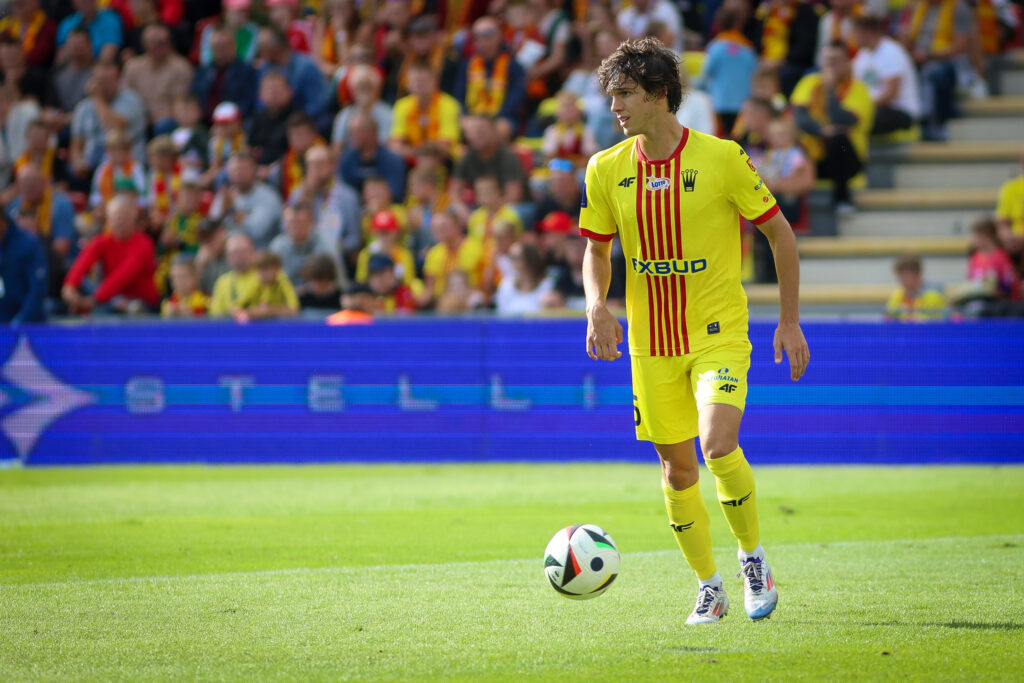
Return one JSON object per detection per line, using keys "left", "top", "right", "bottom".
{"left": 617, "top": 0, "right": 685, "bottom": 53}
{"left": 852, "top": 15, "right": 921, "bottom": 134}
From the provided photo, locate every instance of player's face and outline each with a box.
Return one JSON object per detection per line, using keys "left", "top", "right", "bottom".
{"left": 608, "top": 79, "right": 660, "bottom": 137}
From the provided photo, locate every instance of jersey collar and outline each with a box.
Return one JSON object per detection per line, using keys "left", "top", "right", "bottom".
{"left": 636, "top": 127, "right": 689, "bottom": 166}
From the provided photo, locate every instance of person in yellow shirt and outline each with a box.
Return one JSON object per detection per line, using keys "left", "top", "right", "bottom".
{"left": 467, "top": 174, "right": 523, "bottom": 243}
{"left": 790, "top": 41, "right": 874, "bottom": 211}
{"left": 389, "top": 60, "right": 461, "bottom": 164}
{"left": 421, "top": 210, "right": 485, "bottom": 307}
{"left": 995, "top": 144, "right": 1024, "bottom": 267}
{"left": 885, "top": 254, "right": 948, "bottom": 321}
{"left": 232, "top": 250, "right": 300, "bottom": 322}
{"left": 354, "top": 209, "right": 418, "bottom": 285}
{"left": 209, "top": 232, "right": 261, "bottom": 316}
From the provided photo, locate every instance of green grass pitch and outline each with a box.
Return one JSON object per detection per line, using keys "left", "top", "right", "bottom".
{"left": 2, "top": 464, "right": 1023, "bottom": 681}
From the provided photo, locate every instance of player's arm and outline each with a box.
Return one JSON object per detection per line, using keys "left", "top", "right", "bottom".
{"left": 756, "top": 212, "right": 809, "bottom": 381}
{"left": 583, "top": 237, "right": 622, "bottom": 361}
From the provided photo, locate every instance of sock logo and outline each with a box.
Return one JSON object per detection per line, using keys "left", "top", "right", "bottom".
{"left": 669, "top": 521, "right": 695, "bottom": 532}
{"left": 721, "top": 492, "right": 752, "bottom": 507}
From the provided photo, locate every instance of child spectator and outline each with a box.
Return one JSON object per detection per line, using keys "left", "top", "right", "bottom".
{"left": 161, "top": 256, "right": 209, "bottom": 318}
{"left": 89, "top": 129, "right": 146, "bottom": 215}
{"left": 480, "top": 218, "right": 520, "bottom": 299}
{"left": 170, "top": 94, "right": 209, "bottom": 169}
{"left": 366, "top": 253, "right": 418, "bottom": 314}
{"left": 297, "top": 253, "right": 342, "bottom": 311}
{"left": 232, "top": 250, "right": 299, "bottom": 321}
{"left": 537, "top": 210, "right": 574, "bottom": 280}
{"left": 146, "top": 135, "right": 182, "bottom": 229}
{"left": 355, "top": 209, "right": 416, "bottom": 285}
{"left": 494, "top": 241, "right": 554, "bottom": 316}
{"left": 389, "top": 60, "right": 461, "bottom": 164}
{"left": 541, "top": 91, "right": 597, "bottom": 172}
{"left": 156, "top": 169, "right": 204, "bottom": 288}
{"left": 436, "top": 270, "right": 479, "bottom": 314}
{"left": 885, "top": 253, "right": 948, "bottom": 321}
{"left": 760, "top": 117, "right": 816, "bottom": 225}
{"left": 468, "top": 175, "right": 523, "bottom": 244}
{"left": 965, "top": 217, "right": 1022, "bottom": 303}
{"left": 203, "top": 102, "right": 246, "bottom": 188}
{"left": 733, "top": 98, "right": 774, "bottom": 166}
{"left": 751, "top": 65, "right": 789, "bottom": 115}
{"left": 421, "top": 210, "right": 485, "bottom": 308}
{"left": 360, "top": 175, "right": 406, "bottom": 241}
{"left": 698, "top": 8, "right": 758, "bottom": 135}
{"left": 405, "top": 166, "right": 447, "bottom": 257}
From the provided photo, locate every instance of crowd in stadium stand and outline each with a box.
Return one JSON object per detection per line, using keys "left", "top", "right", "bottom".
{"left": 0, "top": 0, "right": 1019, "bottom": 324}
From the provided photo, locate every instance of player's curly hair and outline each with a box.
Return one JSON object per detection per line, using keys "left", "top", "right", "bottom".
{"left": 596, "top": 37, "right": 684, "bottom": 115}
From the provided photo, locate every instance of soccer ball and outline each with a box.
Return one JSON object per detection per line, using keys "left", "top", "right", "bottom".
{"left": 543, "top": 524, "right": 620, "bottom": 600}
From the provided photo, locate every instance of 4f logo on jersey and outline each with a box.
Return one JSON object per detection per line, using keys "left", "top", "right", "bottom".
{"left": 681, "top": 169, "right": 698, "bottom": 192}
{"left": 632, "top": 258, "right": 708, "bottom": 276}
{"left": 719, "top": 383, "right": 738, "bottom": 393}
{"left": 618, "top": 176, "right": 635, "bottom": 188}
{"left": 721, "top": 492, "right": 752, "bottom": 507}
{"left": 646, "top": 177, "right": 671, "bottom": 191}
{"left": 669, "top": 521, "right": 695, "bottom": 532}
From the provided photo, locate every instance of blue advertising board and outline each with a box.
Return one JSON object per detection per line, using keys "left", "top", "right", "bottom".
{"left": 0, "top": 319, "right": 1021, "bottom": 466}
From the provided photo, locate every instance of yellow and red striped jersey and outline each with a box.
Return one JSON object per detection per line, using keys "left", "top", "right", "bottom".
{"left": 580, "top": 128, "right": 778, "bottom": 357}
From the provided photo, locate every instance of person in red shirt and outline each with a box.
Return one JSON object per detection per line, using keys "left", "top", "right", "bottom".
{"left": 366, "top": 253, "right": 418, "bottom": 314}
{"left": 62, "top": 194, "right": 160, "bottom": 314}
{"left": 967, "top": 217, "right": 1022, "bottom": 303}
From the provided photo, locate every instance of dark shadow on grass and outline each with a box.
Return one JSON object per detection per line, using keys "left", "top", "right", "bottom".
{"left": 928, "top": 621, "right": 1024, "bottom": 632}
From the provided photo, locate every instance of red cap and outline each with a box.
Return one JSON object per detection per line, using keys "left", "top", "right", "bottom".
{"left": 371, "top": 209, "right": 400, "bottom": 232}
{"left": 539, "top": 211, "right": 573, "bottom": 234}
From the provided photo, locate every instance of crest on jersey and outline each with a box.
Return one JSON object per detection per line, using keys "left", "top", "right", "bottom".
{"left": 646, "top": 177, "right": 671, "bottom": 191}
{"left": 681, "top": 169, "right": 698, "bottom": 192}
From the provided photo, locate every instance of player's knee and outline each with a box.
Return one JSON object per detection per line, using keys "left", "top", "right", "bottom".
{"left": 662, "top": 458, "right": 699, "bottom": 490}
{"left": 701, "top": 435, "right": 739, "bottom": 460}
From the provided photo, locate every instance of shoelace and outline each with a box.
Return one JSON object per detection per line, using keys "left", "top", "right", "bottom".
{"left": 694, "top": 585, "right": 718, "bottom": 615}
{"left": 740, "top": 559, "right": 764, "bottom": 594}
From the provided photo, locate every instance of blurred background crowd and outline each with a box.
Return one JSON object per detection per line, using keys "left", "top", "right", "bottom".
{"left": 0, "top": 0, "right": 1020, "bottom": 324}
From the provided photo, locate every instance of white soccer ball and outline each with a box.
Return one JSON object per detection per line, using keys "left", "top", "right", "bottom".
{"left": 543, "top": 524, "right": 620, "bottom": 600}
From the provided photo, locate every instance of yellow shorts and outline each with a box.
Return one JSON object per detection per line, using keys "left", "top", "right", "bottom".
{"left": 630, "top": 339, "right": 752, "bottom": 444}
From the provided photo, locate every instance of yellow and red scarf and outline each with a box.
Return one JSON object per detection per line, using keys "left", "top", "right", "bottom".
{"left": 151, "top": 165, "right": 182, "bottom": 217}
{"left": 98, "top": 160, "right": 137, "bottom": 204}
{"left": 466, "top": 53, "right": 509, "bottom": 117}
{"left": 14, "top": 146, "right": 55, "bottom": 180}
{"left": 908, "top": 0, "right": 956, "bottom": 52}
{"left": 405, "top": 93, "right": 443, "bottom": 147}
{"left": 213, "top": 130, "right": 245, "bottom": 166}
{"left": 0, "top": 10, "right": 47, "bottom": 55}
{"left": 19, "top": 186, "right": 53, "bottom": 239}
{"left": 758, "top": 0, "right": 797, "bottom": 61}
{"left": 828, "top": 3, "right": 862, "bottom": 54}
{"left": 281, "top": 138, "right": 324, "bottom": 200}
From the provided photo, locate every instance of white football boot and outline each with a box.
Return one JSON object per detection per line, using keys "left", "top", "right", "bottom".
{"left": 738, "top": 551, "right": 778, "bottom": 620}
{"left": 685, "top": 584, "right": 729, "bottom": 624}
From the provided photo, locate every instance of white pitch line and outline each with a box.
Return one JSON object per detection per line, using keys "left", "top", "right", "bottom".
{"left": 1, "top": 534, "right": 1020, "bottom": 592}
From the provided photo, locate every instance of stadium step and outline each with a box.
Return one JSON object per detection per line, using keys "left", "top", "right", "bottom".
{"left": 885, "top": 161, "right": 1019, "bottom": 189}
{"left": 797, "top": 236, "right": 967, "bottom": 257}
{"left": 870, "top": 141, "right": 1020, "bottom": 164}
{"left": 854, "top": 187, "right": 998, "bottom": 211}
{"left": 1001, "top": 69, "right": 1024, "bottom": 97}
{"left": 948, "top": 116, "right": 1024, "bottom": 142}
{"left": 960, "top": 95, "right": 1024, "bottom": 117}
{"left": 745, "top": 283, "right": 893, "bottom": 305}
{"left": 838, "top": 208, "right": 982, "bottom": 237}
{"left": 799, "top": 253, "right": 965, "bottom": 285}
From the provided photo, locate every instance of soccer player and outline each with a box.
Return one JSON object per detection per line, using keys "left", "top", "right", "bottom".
{"left": 580, "top": 38, "right": 810, "bottom": 624}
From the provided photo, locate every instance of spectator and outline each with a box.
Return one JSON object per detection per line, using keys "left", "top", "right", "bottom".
{"left": 885, "top": 253, "right": 947, "bottom": 321}
{"left": 145, "top": 135, "right": 181, "bottom": 228}
{"left": 750, "top": 64, "right": 789, "bottom": 115}
{"left": 790, "top": 41, "right": 874, "bottom": 210}
{"left": 562, "top": 28, "right": 625, "bottom": 152}
{"left": 290, "top": 143, "right": 360, "bottom": 270}
{"left": 161, "top": 255, "right": 209, "bottom": 318}
{"left": 208, "top": 150, "right": 283, "bottom": 247}
{"left": 191, "top": 25, "right": 257, "bottom": 124}
{"left": 963, "top": 217, "right": 1021, "bottom": 305}
{"left": 389, "top": 60, "right": 461, "bottom": 164}
{"left": 355, "top": 208, "right": 416, "bottom": 285}
{"left": 405, "top": 165, "right": 447, "bottom": 257}
{"left": 435, "top": 269, "right": 478, "bottom": 314}
{"left": 0, "top": 0, "right": 57, "bottom": 68}
{"left": 455, "top": 17, "right": 526, "bottom": 141}
{"left": 120, "top": 0, "right": 179, "bottom": 59}
{"left": 617, "top": 0, "right": 685, "bottom": 53}
{"left": 421, "top": 210, "right": 484, "bottom": 308}
{"left": 852, "top": 15, "right": 921, "bottom": 135}
{"left": 338, "top": 111, "right": 406, "bottom": 200}
{"left": 0, "top": 30, "right": 48, "bottom": 103}
{"left": 816, "top": 0, "right": 861, "bottom": 66}
{"left": 157, "top": 168, "right": 203, "bottom": 265}
{"left": 494, "top": 241, "right": 554, "bottom": 315}
{"left": 194, "top": 218, "right": 229, "bottom": 293}
{"left": 479, "top": 218, "right": 519, "bottom": 300}
{"left": 450, "top": 116, "right": 527, "bottom": 214}
{"left": 231, "top": 250, "right": 299, "bottom": 321}
{"left": 44, "top": 27, "right": 93, "bottom": 125}
{"left": 468, "top": 174, "right": 523, "bottom": 243}
{"left": 265, "top": 0, "right": 312, "bottom": 54}
{"left": 755, "top": 0, "right": 822, "bottom": 96}
{"left": 195, "top": 0, "right": 260, "bottom": 67}
{"left": 202, "top": 101, "right": 245, "bottom": 187}
{"left": 532, "top": 158, "right": 581, "bottom": 229}
{"left": 0, "top": 209, "right": 47, "bottom": 324}
{"left": 56, "top": 0, "right": 123, "bottom": 63}
{"left": 70, "top": 60, "right": 147, "bottom": 175}
{"left": 550, "top": 233, "right": 587, "bottom": 309}
{"left": 271, "top": 112, "right": 323, "bottom": 200}
{"left": 169, "top": 94, "right": 208, "bottom": 167}
{"left": 900, "top": 0, "right": 971, "bottom": 141}
{"left": 676, "top": 65, "right": 716, "bottom": 137}
{"left": 6, "top": 162, "right": 75, "bottom": 298}
{"left": 760, "top": 116, "right": 816, "bottom": 225}
{"left": 121, "top": 23, "right": 193, "bottom": 135}
{"left": 296, "top": 252, "right": 341, "bottom": 311}
{"left": 698, "top": 8, "right": 758, "bottom": 134}
{"left": 88, "top": 129, "right": 146, "bottom": 214}
{"left": 313, "top": 0, "right": 361, "bottom": 79}
{"left": 379, "top": 14, "right": 459, "bottom": 103}
{"left": 537, "top": 209, "right": 573, "bottom": 277}
{"left": 523, "top": 0, "right": 572, "bottom": 107}
{"left": 249, "top": 72, "right": 296, "bottom": 167}
{"left": 12, "top": 119, "right": 67, "bottom": 190}
{"left": 209, "top": 230, "right": 258, "bottom": 315}
{"left": 734, "top": 97, "right": 776, "bottom": 166}
{"left": 331, "top": 64, "right": 392, "bottom": 156}
{"left": 365, "top": 253, "right": 418, "bottom": 313}
{"left": 995, "top": 144, "right": 1024, "bottom": 267}
{"left": 62, "top": 194, "right": 159, "bottom": 314}
{"left": 269, "top": 201, "right": 337, "bottom": 286}
{"left": 541, "top": 91, "right": 597, "bottom": 171}
{"left": 256, "top": 26, "right": 326, "bottom": 119}
{"left": 359, "top": 175, "right": 405, "bottom": 242}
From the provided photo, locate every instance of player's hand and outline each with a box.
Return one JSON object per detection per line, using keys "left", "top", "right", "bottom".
{"left": 774, "top": 321, "right": 809, "bottom": 381}
{"left": 586, "top": 304, "right": 623, "bottom": 361}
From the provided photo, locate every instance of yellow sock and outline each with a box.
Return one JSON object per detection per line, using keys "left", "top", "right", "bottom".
{"left": 705, "top": 446, "right": 760, "bottom": 553}
{"left": 663, "top": 480, "right": 716, "bottom": 581}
